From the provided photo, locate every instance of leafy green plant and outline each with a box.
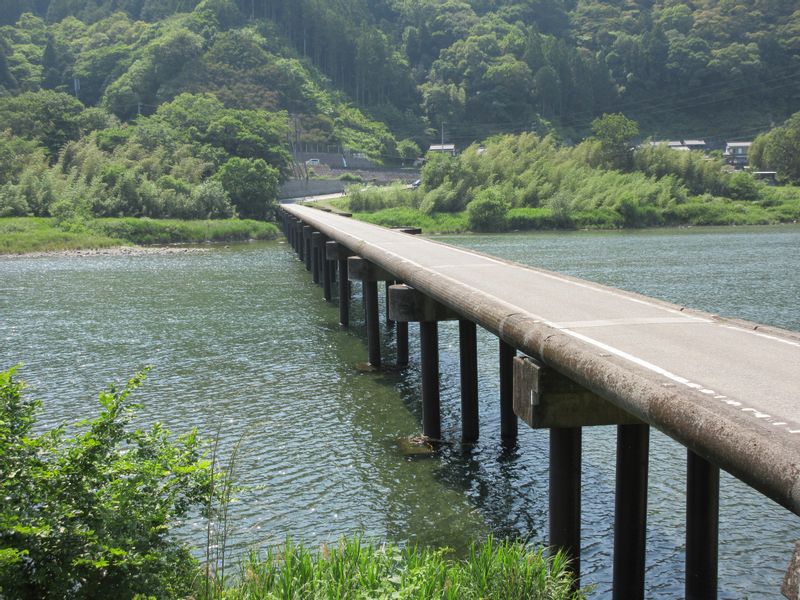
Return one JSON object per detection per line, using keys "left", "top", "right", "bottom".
{"left": 0, "top": 366, "right": 215, "bottom": 599}
{"left": 220, "top": 535, "right": 586, "bottom": 599}
{"left": 467, "top": 188, "right": 510, "bottom": 232}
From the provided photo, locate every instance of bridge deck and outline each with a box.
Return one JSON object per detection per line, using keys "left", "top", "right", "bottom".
{"left": 283, "top": 204, "right": 800, "bottom": 515}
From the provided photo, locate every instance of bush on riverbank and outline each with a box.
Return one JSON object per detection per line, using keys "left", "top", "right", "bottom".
{"left": 0, "top": 366, "right": 215, "bottom": 600}
{"left": 85, "top": 217, "right": 279, "bottom": 245}
{"left": 0, "top": 217, "right": 279, "bottom": 254}
{"left": 1, "top": 367, "right": 585, "bottom": 599}
{"left": 339, "top": 131, "right": 800, "bottom": 233}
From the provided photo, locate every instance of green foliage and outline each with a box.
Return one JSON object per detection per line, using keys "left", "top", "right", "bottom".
{"left": 215, "top": 156, "right": 279, "bottom": 220}
{"left": 220, "top": 535, "right": 585, "bottom": 599}
{"left": 467, "top": 187, "right": 510, "bottom": 232}
{"left": 413, "top": 131, "right": 798, "bottom": 232}
{"left": 591, "top": 113, "right": 640, "bottom": 171}
{"left": 356, "top": 207, "right": 468, "bottom": 234}
{"left": 0, "top": 366, "right": 214, "bottom": 599}
{"left": 346, "top": 183, "right": 418, "bottom": 213}
{"left": 0, "top": 216, "right": 278, "bottom": 253}
{"left": 0, "top": 90, "right": 87, "bottom": 155}
{"left": 750, "top": 111, "right": 800, "bottom": 184}
{"left": 88, "top": 217, "right": 278, "bottom": 244}
{"left": 0, "top": 217, "right": 123, "bottom": 253}
{"left": 506, "top": 207, "right": 556, "bottom": 231}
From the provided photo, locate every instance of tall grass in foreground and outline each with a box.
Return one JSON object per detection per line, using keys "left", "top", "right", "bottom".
{"left": 213, "top": 535, "right": 585, "bottom": 599}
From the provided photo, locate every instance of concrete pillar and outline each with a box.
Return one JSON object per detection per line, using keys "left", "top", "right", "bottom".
{"left": 311, "top": 231, "right": 322, "bottom": 285}
{"left": 686, "top": 451, "right": 719, "bottom": 600}
{"left": 499, "top": 339, "right": 517, "bottom": 442}
{"left": 388, "top": 284, "right": 458, "bottom": 441}
{"left": 459, "top": 319, "right": 479, "bottom": 443}
{"left": 303, "top": 226, "right": 312, "bottom": 271}
{"left": 327, "top": 242, "right": 353, "bottom": 326}
{"left": 613, "top": 424, "right": 650, "bottom": 600}
{"left": 550, "top": 427, "right": 582, "bottom": 589}
{"left": 348, "top": 257, "right": 394, "bottom": 368}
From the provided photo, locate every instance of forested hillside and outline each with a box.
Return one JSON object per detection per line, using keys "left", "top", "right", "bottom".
{"left": 2, "top": 0, "right": 799, "bottom": 144}
{"left": 0, "top": 0, "right": 798, "bottom": 225}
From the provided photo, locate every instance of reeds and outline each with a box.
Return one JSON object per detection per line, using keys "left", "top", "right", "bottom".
{"left": 207, "top": 535, "right": 586, "bottom": 599}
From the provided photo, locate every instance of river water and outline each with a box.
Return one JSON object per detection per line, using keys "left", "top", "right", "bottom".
{"left": 1, "top": 225, "right": 798, "bottom": 597}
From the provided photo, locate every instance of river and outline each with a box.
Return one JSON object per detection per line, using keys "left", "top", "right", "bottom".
{"left": 1, "top": 224, "right": 798, "bottom": 597}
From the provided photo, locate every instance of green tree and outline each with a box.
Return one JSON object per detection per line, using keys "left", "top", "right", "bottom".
{"left": 396, "top": 138, "right": 421, "bottom": 165}
{"left": 215, "top": 156, "right": 279, "bottom": 219}
{"left": 0, "top": 90, "right": 85, "bottom": 155}
{"left": 0, "top": 366, "right": 214, "bottom": 600}
{"left": 591, "top": 113, "right": 640, "bottom": 171}
{"left": 750, "top": 111, "right": 800, "bottom": 184}
{"left": 467, "top": 187, "right": 510, "bottom": 232}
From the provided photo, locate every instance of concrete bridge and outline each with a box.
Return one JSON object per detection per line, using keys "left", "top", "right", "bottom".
{"left": 278, "top": 203, "right": 800, "bottom": 599}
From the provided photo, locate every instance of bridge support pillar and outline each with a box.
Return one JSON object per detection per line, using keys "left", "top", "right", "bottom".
{"left": 513, "top": 356, "right": 646, "bottom": 590}
{"left": 327, "top": 242, "right": 353, "bottom": 325}
{"left": 613, "top": 424, "right": 650, "bottom": 600}
{"left": 385, "top": 281, "right": 395, "bottom": 327}
{"left": 311, "top": 232, "right": 323, "bottom": 285}
{"left": 295, "top": 222, "right": 304, "bottom": 259}
{"left": 459, "top": 320, "right": 479, "bottom": 443}
{"left": 499, "top": 339, "right": 517, "bottom": 443}
{"left": 302, "top": 226, "right": 312, "bottom": 272}
{"left": 389, "top": 284, "right": 458, "bottom": 439}
{"left": 550, "top": 426, "right": 582, "bottom": 588}
{"left": 686, "top": 450, "right": 719, "bottom": 600}
{"left": 420, "top": 321, "right": 441, "bottom": 439}
{"left": 396, "top": 321, "right": 409, "bottom": 366}
{"left": 348, "top": 257, "right": 395, "bottom": 368}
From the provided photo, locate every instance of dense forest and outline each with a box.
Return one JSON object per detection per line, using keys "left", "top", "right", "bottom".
{"left": 0, "top": 0, "right": 799, "bottom": 224}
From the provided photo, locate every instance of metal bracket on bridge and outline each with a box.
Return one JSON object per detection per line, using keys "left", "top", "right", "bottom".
{"left": 388, "top": 284, "right": 459, "bottom": 322}
{"left": 513, "top": 356, "right": 642, "bottom": 428}
{"left": 347, "top": 256, "right": 394, "bottom": 282}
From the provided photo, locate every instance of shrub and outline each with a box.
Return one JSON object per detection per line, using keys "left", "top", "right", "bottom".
{"left": 338, "top": 173, "right": 364, "bottom": 183}
{"left": 346, "top": 183, "right": 416, "bottom": 212}
{"left": 0, "top": 366, "right": 214, "bottom": 600}
{"left": 507, "top": 207, "right": 555, "bottom": 230}
{"left": 467, "top": 188, "right": 510, "bottom": 232}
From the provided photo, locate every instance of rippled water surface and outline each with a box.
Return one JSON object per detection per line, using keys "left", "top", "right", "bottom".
{"left": 2, "top": 225, "right": 798, "bottom": 598}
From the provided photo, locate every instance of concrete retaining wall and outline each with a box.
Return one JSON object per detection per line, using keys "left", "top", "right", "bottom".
{"left": 278, "top": 179, "right": 345, "bottom": 200}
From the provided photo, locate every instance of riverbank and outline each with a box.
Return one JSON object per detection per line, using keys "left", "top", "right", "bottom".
{"left": 0, "top": 217, "right": 279, "bottom": 255}
{"left": 311, "top": 192, "right": 800, "bottom": 235}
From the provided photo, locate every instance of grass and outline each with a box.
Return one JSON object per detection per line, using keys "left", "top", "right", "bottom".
{"left": 0, "top": 217, "right": 280, "bottom": 254}
{"left": 88, "top": 217, "right": 280, "bottom": 245}
{"left": 207, "top": 535, "right": 586, "bottom": 599}
{"left": 356, "top": 207, "right": 469, "bottom": 233}
{"left": 0, "top": 217, "right": 124, "bottom": 254}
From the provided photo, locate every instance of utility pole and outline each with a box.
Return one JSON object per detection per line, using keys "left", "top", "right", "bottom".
{"left": 441, "top": 122, "right": 445, "bottom": 147}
